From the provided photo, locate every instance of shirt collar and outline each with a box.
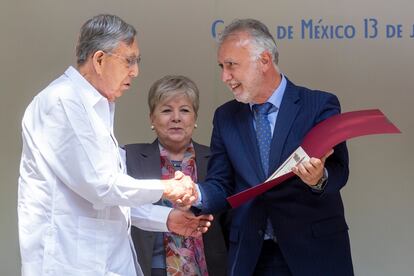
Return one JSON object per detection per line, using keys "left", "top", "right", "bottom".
{"left": 64, "top": 66, "right": 106, "bottom": 107}
{"left": 64, "top": 66, "right": 115, "bottom": 131}
{"left": 249, "top": 74, "right": 287, "bottom": 111}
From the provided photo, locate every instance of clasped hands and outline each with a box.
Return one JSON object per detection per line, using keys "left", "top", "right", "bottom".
{"left": 162, "top": 171, "right": 213, "bottom": 237}
{"left": 162, "top": 171, "right": 198, "bottom": 206}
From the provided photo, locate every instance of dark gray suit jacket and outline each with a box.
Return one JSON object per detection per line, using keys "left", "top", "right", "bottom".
{"left": 125, "top": 140, "right": 228, "bottom": 276}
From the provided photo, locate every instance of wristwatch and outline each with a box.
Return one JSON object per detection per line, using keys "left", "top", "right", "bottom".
{"left": 311, "top": 170, "right": 328, "bottom": 191}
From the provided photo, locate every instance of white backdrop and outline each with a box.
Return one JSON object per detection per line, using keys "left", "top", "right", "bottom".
{"left": 1, "top": 1, "right": 413, "bottom": 275}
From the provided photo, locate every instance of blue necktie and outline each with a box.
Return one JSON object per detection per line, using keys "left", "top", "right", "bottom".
{"left": 253, "top": 102, "right": 278, "bottom": 241}
{"left": 252, "top": 102, "right": 277, "bottom": 176}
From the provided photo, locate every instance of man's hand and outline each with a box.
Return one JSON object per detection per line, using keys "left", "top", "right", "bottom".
{"left": 292, "top": 149, "right": 333, "bottom": 187}
{"left": 167, "top": 209, "right": 214, "bottom": 237}
{"left": 162, "top": 171, "right": 198, "bottom": 205}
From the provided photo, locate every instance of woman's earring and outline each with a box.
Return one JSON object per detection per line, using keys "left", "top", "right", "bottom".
{"left": 194, "top": 123, "right": 198, "bottom": 129}
{"left": 151, "top": 125, "right": 155, "bottom": 130}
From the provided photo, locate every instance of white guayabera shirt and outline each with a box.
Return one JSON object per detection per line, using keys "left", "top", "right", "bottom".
{"left": 18, "top": 66, "right": 172, "bottom": 276}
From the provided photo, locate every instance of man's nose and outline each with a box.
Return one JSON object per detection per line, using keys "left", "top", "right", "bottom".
{"left": 221, "top": 68, "right": 232, "bottom": 83}
{"left": 130, "top": 63, "right": 139, "bottom": 77}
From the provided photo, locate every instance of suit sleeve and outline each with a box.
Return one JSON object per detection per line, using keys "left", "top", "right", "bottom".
{"left": 314, "top": 93, "right": 349, "bottom": 195}
{"left": 197, "top": 109, "right": 234, "bottom": 214}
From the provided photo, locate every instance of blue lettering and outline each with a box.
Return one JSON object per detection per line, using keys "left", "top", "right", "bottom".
{"left": 301, "top": 19, "right": 313, "bottom": 39}
{"left": 364, "top": 18, "right": 378, "bottom": 39}
{"left": 386, "top": 24, "right": 403, "bottom": 38}
{"left": 211, "top": 19, "right": 224, "bottom": 39}
{"left": 301, "top": 19, "right": 355, "bottom": 39}
{"left": 344, "top": 25, "right": 356, "bottom": 38}
{"left": 276, "top": 25, "right": 293, "bottom": 39}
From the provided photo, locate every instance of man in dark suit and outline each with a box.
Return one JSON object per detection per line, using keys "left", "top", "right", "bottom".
{"left": 195, "top": 19, "right": 353, "bottom": 275}
{"left": 125, "top": 141, "right": 228, "bottom": 276}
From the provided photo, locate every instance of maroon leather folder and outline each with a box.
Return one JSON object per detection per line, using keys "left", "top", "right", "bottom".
{"left": 227, "top": 109, "right": 401, "bottom": 208}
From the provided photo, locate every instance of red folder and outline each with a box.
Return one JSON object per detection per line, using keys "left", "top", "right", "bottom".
{"left": 227, "top": 109, "right": 401, "bottom": 208}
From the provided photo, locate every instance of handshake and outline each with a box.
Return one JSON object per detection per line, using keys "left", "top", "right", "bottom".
{"left": 162, "top": 171, "right": 199, "bottom": 206}
{"left": 161, "top": 171, "right": 212, "bottom": 237}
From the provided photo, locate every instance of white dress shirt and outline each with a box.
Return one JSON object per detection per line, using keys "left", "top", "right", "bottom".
{"left": 18, "top": 66, "right": 171, "bottom": 276}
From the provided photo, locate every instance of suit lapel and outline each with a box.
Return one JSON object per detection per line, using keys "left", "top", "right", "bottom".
{"left": 193, "top": 142, "right": 210, "bottom": 181}
{"left": 235, "top": 104, "right": 265, "bottom": 181}
{"left": 130, "top": 140, "right": 162, "bottom": 179}
{"left": 269, "top": 80, "right": 301, "bottom": 172}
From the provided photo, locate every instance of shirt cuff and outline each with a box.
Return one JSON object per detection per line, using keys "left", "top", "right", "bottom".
{"left": 193, "top": 184, "right": 203, "bottom": 208}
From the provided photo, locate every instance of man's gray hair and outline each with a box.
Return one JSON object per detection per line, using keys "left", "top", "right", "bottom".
{"left": 76, "top": 14, "right": 136, "bottom": 66}
{"left": 148, "top": 75, "right": 200, "bottom": 118}
{"left": 218, "top": 19, "right": 279, "bottom": 65}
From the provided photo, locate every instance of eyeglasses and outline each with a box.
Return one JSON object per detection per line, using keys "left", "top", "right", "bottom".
{"left": 104, "top": 51, "right": 141, "bottom": 67}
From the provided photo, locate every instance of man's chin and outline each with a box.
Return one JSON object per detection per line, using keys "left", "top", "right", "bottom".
{"left": 233, "top": 93, "right": 250, "bottom": 104}
{"left": 114, "top": 90, "right": 127, "bottom": 99}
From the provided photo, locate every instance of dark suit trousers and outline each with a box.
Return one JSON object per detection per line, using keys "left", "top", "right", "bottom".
{"left": 253, "top": 240, "right": 292, "bottom": 276}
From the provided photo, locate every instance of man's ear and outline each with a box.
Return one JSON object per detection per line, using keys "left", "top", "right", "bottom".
{"left": 92, "top": 50, "right": 105, "bottom": 75}
{"left": 259, "top": 51, "right": 273, "bottom": 72}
